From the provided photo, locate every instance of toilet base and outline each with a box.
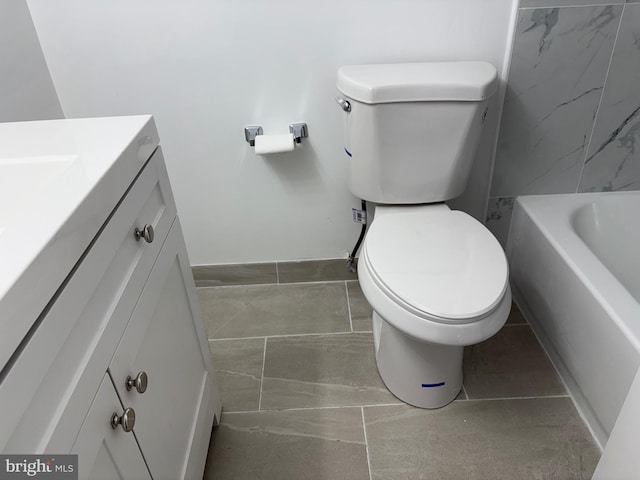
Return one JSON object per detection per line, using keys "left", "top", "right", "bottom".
{"left": 374, "top": 312, "right": 463, "bottom": 409}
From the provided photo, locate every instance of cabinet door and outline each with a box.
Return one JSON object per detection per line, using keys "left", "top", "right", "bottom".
{"left": 72, "top": 374, "right": 151, "bottom": 480}
{"left": 109, "top": 218, "right": 220, "bottom": 480}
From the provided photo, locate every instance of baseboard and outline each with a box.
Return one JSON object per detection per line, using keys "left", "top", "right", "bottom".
{"left": 192, "top": 258, "right": 357, "bottom": 287}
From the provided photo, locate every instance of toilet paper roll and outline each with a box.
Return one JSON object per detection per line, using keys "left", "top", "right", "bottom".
{"left": 254, "top": 134, "right": 295, "bottom": 155}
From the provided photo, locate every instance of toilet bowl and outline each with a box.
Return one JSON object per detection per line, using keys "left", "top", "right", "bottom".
{"left": 358, "top": 204, "right": 511, "bottom": 408}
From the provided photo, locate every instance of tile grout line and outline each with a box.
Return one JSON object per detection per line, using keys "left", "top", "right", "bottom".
{"left": 455, "top": 394, "right": 571, "bottom": 402}
{"left": 275, "top": 262, "right": 280, "bottom": 284}
{"left": 222, "top": 402, "right": 406, "bottom": 415}
{"left": 257, "top": 337, "right": 268, "bottom": 411}
{"left": 221, "top": 394, "right": 572, "bottom": 415}
{"left": 196, "top": 279, "right": 355, "bottom": 289}
{"left": 210, "top": 330, "right": 358, "bottom": 342}
{"left": 361, "top": 407, "right": 373, "bottom": 480}
{"left": 345, "top": 281, "right": 354, "bottom": 332}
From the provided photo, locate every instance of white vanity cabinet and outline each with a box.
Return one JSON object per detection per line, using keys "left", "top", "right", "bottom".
{"left": 107, "top": 215, "right": 217, "bottom": 480}
{"left": 0, "top": 116, "right": 221, "bottom": 480}
{"left": 73, "top": 216, "right": 217, "bottom": 480}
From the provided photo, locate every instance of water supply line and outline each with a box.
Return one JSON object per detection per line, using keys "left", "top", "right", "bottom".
{"left": 346, "top": 200, "right": 367, "bottom": 273}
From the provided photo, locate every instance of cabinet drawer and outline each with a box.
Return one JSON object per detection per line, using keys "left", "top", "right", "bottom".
{"left": 0, "top": 147, "right": 176, "bottom": 453}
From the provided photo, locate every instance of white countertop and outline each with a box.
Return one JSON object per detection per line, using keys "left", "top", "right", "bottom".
{"left": 0, "top": 115, "right": 159, "bottom": 373}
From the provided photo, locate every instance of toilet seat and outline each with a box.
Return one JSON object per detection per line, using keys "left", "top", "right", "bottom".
{"left": 358, "top": 204, "right": 511, "bottom": 346}
{"left": 364, "top": 204, "right": 508, "bottom": 321}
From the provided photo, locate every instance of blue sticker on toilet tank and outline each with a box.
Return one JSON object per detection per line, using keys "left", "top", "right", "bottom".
{"left": 421, "top": 382, "right": 445, "bottom": 388}
{"left": 344, "top": 147, "right": 352, "bottom": 157}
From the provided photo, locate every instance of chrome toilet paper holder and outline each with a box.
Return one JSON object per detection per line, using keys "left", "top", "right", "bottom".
{"left": 244, "top": 123, "right": 308, "bottom": 146}
{"left": 244, "top": 126, "right": 263, "bottom": 146}
{"left": 289, "top": 123, "right": 308, "bottom": 144}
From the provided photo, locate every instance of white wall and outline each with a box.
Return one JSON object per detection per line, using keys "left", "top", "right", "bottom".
{"left": 27, "top": 0, "right": 516, "bottom": 265}
{"left": 0, "top": 0, "right": 62, "bottom": 123}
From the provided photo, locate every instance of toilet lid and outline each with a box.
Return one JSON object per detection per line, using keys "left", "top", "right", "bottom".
{"left": 363, "top": 207, "right": 508, "bottom": 321}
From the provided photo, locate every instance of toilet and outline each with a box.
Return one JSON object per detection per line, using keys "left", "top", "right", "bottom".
{"left": 336, "top": 62, "right": 511, "bottom": 409}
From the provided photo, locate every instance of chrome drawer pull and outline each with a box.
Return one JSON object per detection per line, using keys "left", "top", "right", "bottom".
{"left": 134, "top": 224, "right": 154, "bottom": 243}
{"left": 110, "top": 407, "right": 136, "bottom": 432}
{"left": 126, "top": 371, "right": 148, "bottom": 394}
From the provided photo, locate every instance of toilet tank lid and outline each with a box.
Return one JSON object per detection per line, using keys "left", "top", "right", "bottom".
{"left": 337, "top": 61, "right": 498, "bottom": 104}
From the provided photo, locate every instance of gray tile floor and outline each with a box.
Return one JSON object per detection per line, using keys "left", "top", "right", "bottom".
{"left": 199, "top": 279, "right": 600, "bottom": 479}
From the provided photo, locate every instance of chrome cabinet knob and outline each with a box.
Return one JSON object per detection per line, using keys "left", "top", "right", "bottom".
{"left": 126, "top": 371, "right": 148, "bottom": 394}
{"left": 134, "top": 224, "right": 154, "bottom": 243}
{"left": 335, "top": 96, "right": 351, "bottom": 113}
{"left": 110, "top": 407, "right": 136, "bottom": 432}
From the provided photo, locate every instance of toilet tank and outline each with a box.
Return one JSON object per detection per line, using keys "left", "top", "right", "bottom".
{"left": 337, "top": 62, "right": 498, "bottom": 204}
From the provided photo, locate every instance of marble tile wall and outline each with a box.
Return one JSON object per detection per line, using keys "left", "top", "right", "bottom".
{"left": 579, "top": 5, "right": 640, "bottom": 192}
{"left": 486, "top": 1, "right": 640, "bottom": 247}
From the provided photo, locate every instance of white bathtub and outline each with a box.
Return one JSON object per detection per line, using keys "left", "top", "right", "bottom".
{"left": 507, "top": 191, "right": 640, "bottom": 448}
